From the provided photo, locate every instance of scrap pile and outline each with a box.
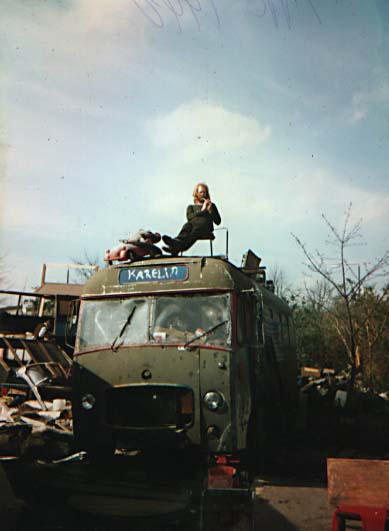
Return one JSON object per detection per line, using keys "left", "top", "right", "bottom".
{"left": 298, "top": 366, "right": 389, "bottom": 454}
{"left": 0, "top": 282, "right": 79, "bottom": 461}
{"left": 0, "top": 395, "right": 73, "bottom": 459}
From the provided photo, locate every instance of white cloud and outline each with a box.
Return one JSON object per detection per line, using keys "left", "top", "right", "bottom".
{"left": 142, "top": 101, "right": 389, "bottom": 245}
{"left": 140, "top": 137, "right": 389, "bottom": 265}
{"left": 140, "top": 101, "right": 272, "bottom": 232}
{"left": 2, "top": 2, "right": 389, "bottom": 288}
{"left": 147, "top": 101, "right": 271, "bottom": 161}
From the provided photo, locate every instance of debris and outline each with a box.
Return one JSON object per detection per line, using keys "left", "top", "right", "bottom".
{"left": 51, "top": 450, "right": 88, "bottom": 464}
{"left": 334, "top": 390, "right": 347, "bottom": 408}
{"left": 0, "top": 400, "right": 18, "bottom": 422}
{"left": 16, "top": 365, "right": 50, "bottom": 410}
{"left": 298, "top": 365, "right": 389, "bottom": 455}
{"left": 300, "top": 366, "right": 321, "bottom": 378}
{"left": 0, "top": 396, "right": 73, "bottom": 458}
{"left": 0, "top": 422, "right": 32, "bottom": 457}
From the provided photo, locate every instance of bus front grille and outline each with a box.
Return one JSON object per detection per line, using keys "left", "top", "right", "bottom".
{"left": 105, "top": 385, "right": 194, "bottom": 429}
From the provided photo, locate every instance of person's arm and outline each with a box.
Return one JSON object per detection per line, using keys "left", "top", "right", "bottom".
{"left": 186, "top": 205, "right": 206, "bottom": 222}
{"left": 209, "top": 203, "right": 221, "bottom": 225}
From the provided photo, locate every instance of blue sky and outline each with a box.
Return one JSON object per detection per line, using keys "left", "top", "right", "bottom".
{"left": 1, "top": 0, "right": 388, "bottom": 289}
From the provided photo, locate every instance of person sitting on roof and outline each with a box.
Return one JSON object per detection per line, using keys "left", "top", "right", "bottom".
{"left": 162, "top": 183, "right": 221, "bottom": 256}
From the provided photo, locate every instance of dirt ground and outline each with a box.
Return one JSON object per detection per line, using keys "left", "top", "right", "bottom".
{"left": 252, "top": 479, "right": 332, "bottom": 531}
{"left": 1, "top": 462, "right": 333, "bottom": 531}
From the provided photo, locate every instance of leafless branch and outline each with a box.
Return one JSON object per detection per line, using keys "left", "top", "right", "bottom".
{"left": 70, "top": 251, "right": 101, "bottom": 281}
{"left": 292, "top": 204, "right": 389, "bottom": 392}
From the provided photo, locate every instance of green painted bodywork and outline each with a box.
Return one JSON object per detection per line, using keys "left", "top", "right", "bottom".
{"left": 81, "top": 257, "right": 251, "bottom": 297}
{"left": 72, "top": 256, "right": 297, "bottom": 455}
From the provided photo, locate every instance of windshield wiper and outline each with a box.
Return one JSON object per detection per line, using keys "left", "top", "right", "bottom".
{"left": 111, "top": 306, "right": 137, "bottom": 352}
{"left": 179, "top": 319, "right": 228, "bottom": 350}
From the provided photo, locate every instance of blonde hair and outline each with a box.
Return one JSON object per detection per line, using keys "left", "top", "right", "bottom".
{"left": 193, "top": 182, "right": 211, "bottom": 204}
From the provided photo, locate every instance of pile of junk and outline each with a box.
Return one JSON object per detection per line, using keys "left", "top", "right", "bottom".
{"left": 298, "top": 365, "right": 389, "bottom": 455}
{"left": 0, "top": 265, "right": 88, "bottom": 460}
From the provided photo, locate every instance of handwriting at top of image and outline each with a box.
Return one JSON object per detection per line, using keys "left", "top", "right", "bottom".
{"left": 131, "top": 0, "right": 343, "bottom": 32}
{"left": 132, "top": 0, "right": 220, "bottom": 32}
{"left": 246, "top": 0, "right": 322, "bottom": 28}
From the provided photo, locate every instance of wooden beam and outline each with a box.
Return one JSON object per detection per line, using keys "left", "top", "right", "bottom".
{"left": 1, "top": 337, "right": 24, "bottom": 367}
{"left": 20, "top": 339, "right": 39, "bottom": 363}
{"left": 34, "top": 342, "right": 63, "bottom": 380}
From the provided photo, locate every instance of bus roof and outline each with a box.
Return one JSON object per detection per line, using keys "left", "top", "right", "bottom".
{"left": 81, "top": 256, "right": 292, "bottom": 314}
{"left": 82, "top": 256, "right": 251, "bottom": 297}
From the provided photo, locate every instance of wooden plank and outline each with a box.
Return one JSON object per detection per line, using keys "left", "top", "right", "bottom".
{"left": 19, "top": 339, "right": 39, "bottom": 363}
{"left": 2, "top": 338, "right": 24, "bottom": 366}
{"left": 327, "top": 458, "right": 389, "bottom": 507}
{"left": 44, "top": 341, "right": 72, "bottom": 369}
{"left": 0, "top": 353, "right": 11, "bottom": 381}
{"left": 35, "top": 342, "right": 61, "bottom": 379}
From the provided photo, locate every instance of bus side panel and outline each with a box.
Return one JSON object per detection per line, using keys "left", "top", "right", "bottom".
{"left": 230, "top": 346, "right": 251, "bottom": 451}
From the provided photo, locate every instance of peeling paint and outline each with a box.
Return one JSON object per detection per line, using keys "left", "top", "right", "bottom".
{"left": 223, "top": 269, "right": 233, "bottom": 282}
{"left": 216, "top": 423, "right": 231, "bottom": 451}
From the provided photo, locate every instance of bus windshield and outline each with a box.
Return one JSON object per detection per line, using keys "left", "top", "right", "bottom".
{"left": 76, "top": 293, "right": 231, "bottom": 351}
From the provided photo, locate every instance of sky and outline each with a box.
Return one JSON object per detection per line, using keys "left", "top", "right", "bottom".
{"left": 1, "top": 0, "right": 388, "bottom": 290}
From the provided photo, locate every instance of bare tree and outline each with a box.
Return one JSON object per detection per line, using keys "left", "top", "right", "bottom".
{"left": 292, "top": 203, "right": 389, "bottom": 392}
{"left": 291, "top": 278, "right": 344, "bottom": 369}
{"left": 70, "top": 251, "right": 101, "bottom": 282}
{"left": 268, "top": 264, "right": 291, "bottom": 300}
{"left": 355, "top": 286, "right": 389, "bottom": 389}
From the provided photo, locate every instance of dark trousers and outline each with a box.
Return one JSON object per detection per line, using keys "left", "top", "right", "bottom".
{"left": 175, "top": 221, "right": 212, "bottom": 251}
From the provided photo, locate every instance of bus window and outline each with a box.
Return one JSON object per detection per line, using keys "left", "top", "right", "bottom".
{"left": 76, "top": 293, "right": 231, "bottom": 351}
{"left": 237, "top": 295, "right": 254, "bottom": 346}
{"left": 77, "top": 298, "right": 148, "bottom": 351}
{"left": 152, "top": 294, "right": 231, "bottom": 346}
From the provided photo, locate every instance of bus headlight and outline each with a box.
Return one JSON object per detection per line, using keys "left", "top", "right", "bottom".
{"left": 81, "top": 393, "right": 96, "bottom": 411}
{"left": 203, "top": 391, "right": 224, "bottom": 411}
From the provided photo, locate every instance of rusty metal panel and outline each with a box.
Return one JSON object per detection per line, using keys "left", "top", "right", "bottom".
{"left": 327, "top": 458, "right": 389, "bottom": 507}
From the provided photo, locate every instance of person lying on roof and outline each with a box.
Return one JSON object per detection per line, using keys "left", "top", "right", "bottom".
{"left": 105, "top": 230, "right": 162, "bottom": 263}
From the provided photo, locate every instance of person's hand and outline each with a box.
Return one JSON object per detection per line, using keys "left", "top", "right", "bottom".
{"left": 202, "top": 199, "right": 212, "bottom": 212}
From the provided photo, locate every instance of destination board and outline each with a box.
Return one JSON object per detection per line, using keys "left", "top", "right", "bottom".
{"left": 118, "top": 265, "right": 188, "bottom": 284}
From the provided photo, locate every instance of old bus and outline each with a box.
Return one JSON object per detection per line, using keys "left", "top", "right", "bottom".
{"left": 71, "top": 253, "right": 297, "bottom": 467}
